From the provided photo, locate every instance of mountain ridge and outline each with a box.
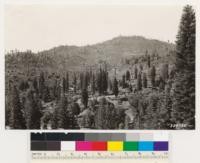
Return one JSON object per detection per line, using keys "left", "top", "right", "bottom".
{"left": 6, "top": 35, "right": 175, "bottom": 73}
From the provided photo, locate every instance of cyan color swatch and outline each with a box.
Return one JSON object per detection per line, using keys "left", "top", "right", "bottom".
{"left": 138, "top": 141, "right": 154, "bottom": 151}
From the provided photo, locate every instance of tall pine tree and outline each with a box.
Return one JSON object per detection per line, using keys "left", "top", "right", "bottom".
{"left": 25, "top": 89, "right": 42, "bottom": 129}
{"left": 113, "top": 78, "right": 119, "bottom": 97}
{"left": 57, "top": 90, "right": 70, "bottom": 129}
{"left": 91, "top": 73, "right": 96, "bottom": 95}
{"left": 73, "top": 73, "right": 77, "bottom": 93}
{"left": 65, "top": 72, "right": 69, "bottom": 92}
{"left": 137, "top": 73, "right": 142, "bottom": 91}
{"left": 81, "top": 88, "right": 88, "bottom": 108}
{"left": 134, "top": 66, "right": 138, "bottom": 79}
{"left": 122, "top": 74, "right": 126, "bottom": 88}
{"left": 150, "top": 65, "right": 156, "bottom": 87}
{"left": 62, "top": 77, "right": 66, "bottom": 93}
{"left": 146, "top": 50, "right": 151, "bottom": 68}
{"left": 172, "top": 5, "right": 195, "bottom": 129}
{"left": 97, "top": 68, "right": 103, "bottom": 95}
{"left": 39, "top": 72, "right": 45, "bottom": 99}
{"left": 142, "top": 73, "right": 147, "bottom": 88}
{"left": 9, "top": 86, "right": 26, "bottom": 129}
{"left": 126, "top": 70, "right": 131, "bottom": 81}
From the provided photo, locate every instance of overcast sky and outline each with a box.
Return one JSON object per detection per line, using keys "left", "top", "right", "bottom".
{"left": 5, "top": 5, "right": 184, "bottom": 52}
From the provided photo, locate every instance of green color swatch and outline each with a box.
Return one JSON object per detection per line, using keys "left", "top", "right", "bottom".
{"left": 123, "top": 141, "right": 138, "bottom": 151}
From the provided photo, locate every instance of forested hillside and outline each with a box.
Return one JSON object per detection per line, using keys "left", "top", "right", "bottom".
{"left": 5, "top": 5, "right": 195, "bottom": 130}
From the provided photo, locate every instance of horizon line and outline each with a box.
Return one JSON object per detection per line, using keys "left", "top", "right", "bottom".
{"left": 5, "top": 34, "right": 175, "bottom": 54}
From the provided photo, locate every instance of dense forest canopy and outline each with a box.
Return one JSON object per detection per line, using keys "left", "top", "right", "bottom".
{"left": 5, "top": 5, "right": 195, "bottom": 130}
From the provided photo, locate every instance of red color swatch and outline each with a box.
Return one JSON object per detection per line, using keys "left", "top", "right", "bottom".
{"left": 92, "top": 142, "right": 107, "bottom": 151}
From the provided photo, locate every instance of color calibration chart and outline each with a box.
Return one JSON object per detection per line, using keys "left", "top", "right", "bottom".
{"left": 30, "top": 132, "right": 169, "bottom": 163}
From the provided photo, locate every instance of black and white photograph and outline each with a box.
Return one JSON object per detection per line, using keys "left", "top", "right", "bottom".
{"left": 5, "top": 4, "right": 195, "bottom": 130}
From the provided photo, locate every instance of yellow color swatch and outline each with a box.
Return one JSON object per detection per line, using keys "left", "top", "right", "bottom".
{"left": 107, "top": 141, "right": 123, "bottom": 151}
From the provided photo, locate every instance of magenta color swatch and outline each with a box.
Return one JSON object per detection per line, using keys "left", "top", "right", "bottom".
{"left": 76, "top": 141, "right": 93, "bottom": 151}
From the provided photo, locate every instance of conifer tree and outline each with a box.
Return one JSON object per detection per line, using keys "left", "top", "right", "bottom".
{"left": 175, "top": 5, "right": 195, "bottom": 71}
{"left": 19, "top": 80, "right": 29, "bottom": 91}
{"left": 150, "top": 65, "right": 156, "bottom": 87}
{"left": 19, "top": 80, "right": 26, "bottom": 91}
{"left": 42, "top": 86, "right": 51, "bottom": 102}
{"left": 147, "top": 54, "right": 151, "bottom": 68}
{"left": 80, "top": 72, "right": 84, "bottom": 90}
{"left": 33, "top": 77, "right": 39, "bottom": 94}
{"left": 95, "top": 97, "right": 107, "bottom": 129}
{"left": 5, "top": 93, "right": 11, "bottom": 126}
{"left": 139, "top": 64, "right": 143, "bottom": 72}
{"left": 162, "top": 86, "right": 173, "bottom": 129}
{"left": 146, "top": 93, "right": 159, "bottom": 127}
{"left": 122, "top": 74, "right": 126, "bottom": 88}
{"left": 113, "top": 78, "right": 119, "bottom": 97}
{"left": 97, "top": 68, "right": 103, "bottom": 95}
{"left": 73, "top": 73, "right": 77, "bottom": 93}
{"left": 89, "top": 68, "right": 93, "bottom": 83}
{"left": 137, "top": 73, "right": 142, "bottom": 90}
{"left": 70, "top": 101, "right": 81, "bottom": 116}
{"left": 51, "top": 108, "right": 59, "bottom": 129}
{"left": 9, "top": 86, "right": 26, "bottom": 129}
{"left": 25, "top": 89, "right": 42, "bottom": 129}
{"left": 57, "top": 90, "right": 70, "bottom": 129}
{"left": 83, "top": 72, "right": 88, "bottom": 89}
{"left": 91, "top": 73, "right": 96, "bottom": 94}
{"left": 104, "top": 71, "right": 108, "bottom": 92}
{"left": 172, "top": 5, "right": 195, "bottom": 128}
{"left": 65, "top": 72, "right": 69, "bottom": 92}
{"left": 67, "top": 104, "right": 78, "bottom": 129}
{"left": 134, "top": 66, "right": 138, "bottom": 79}
{"left": 81, "top": 88, "right": 88, "bottom": 108}
{"left": 39, "top": 72, "right": 45, "bottom": 99}
{"left": 159, "top": 76, "right": 165, "bottom": 91}
{"left": 105, "top": 103, "right": 117, "bottom": 129}
{"left": 102, "top": 70, "right": 108, "bottom": 94}
{"left": 109, "top": 79, "right": 113, "bottom": 92}
{"left": 126, "top": 70, "right": 131, "bottom": 81}
{"left": 62, "top": 77, "right": 66, "bottom": 93}
{"left": 160, "top": 63, "right": 169, "bottom": 82}
{"left": 142, "top": 73, "right": 147, "bottom": 88}
{"left": 54, "top": 80, "right": 61, "bottom": 102}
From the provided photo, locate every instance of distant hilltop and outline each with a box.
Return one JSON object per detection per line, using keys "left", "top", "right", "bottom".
{"left": 6, "top": 35, "right": 175, "bottom": 72}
